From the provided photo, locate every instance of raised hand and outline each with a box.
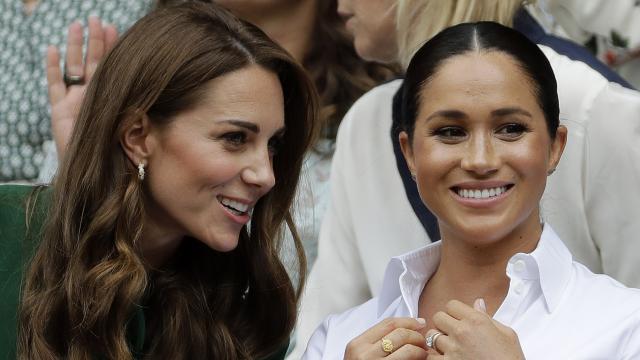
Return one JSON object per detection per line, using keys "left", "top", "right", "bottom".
{"left": 425, "top": 299, "right": 524, "bottom": 360}
{"left": 46, "top": 16, "right": 118, "bottom": 160}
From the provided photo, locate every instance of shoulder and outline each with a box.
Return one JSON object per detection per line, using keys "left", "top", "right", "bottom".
{"left": 0, "top": 184, "right": 38, "bottom": 226}
{"left": 571, "top": 261, "right": 640, "bottom": 306}
{"left": 0, "top": 184, "right": 49, "bottom": 251}
{"left": 569, "top": 263, "right": 640, "bottom": 354}
{"left": 540, "top": 45, "right": 640, "bottom": 124}
{"left": 339, "top": 79, "right": 402, "bottom": 132}
{"left": 335, "top": 79, "right": 402, "bottom": 162}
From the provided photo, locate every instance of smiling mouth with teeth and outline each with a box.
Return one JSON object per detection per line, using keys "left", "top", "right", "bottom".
{"left": 217, "top": 196, "right": 250, "bottom": 216}
{"left": 453, "top": 185, "right": 514, "bottom": 200}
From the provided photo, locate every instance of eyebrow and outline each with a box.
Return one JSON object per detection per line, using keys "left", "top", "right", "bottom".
{"left": 218, "top": 119, "right": 259, "bottom": 133}
{"left": 491, "top": 107, "right": 533, "bottom": 118}
{"left": 424, "top": 107, "right": 533, "bottom": 122}
{"left": 425, "top": 110, "right": 467, "bottom": 122}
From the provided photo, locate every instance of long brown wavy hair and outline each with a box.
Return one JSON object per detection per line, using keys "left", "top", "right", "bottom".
{"left": 18, "top": 3, "right": 317, "bottom": 359}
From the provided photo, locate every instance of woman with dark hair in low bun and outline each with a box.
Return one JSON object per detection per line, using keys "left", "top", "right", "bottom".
{"left": 303, "top": 22, "right": 640, "bottom": 360}
{"left": 0, "top": 3, "right": 317, "bottom": 359}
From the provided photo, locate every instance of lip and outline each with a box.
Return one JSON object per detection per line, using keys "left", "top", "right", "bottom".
{"left": 217, "top": 195, "right": 254, "bottom": 225}
{"left": 449, "top": 181, "right": 514, "bottom": 209}
{"left": 343, "top": 16, "right": 355, "bottom": 33}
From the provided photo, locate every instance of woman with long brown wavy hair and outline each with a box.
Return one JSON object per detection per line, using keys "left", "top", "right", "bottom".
{"left": 0, "top": 2, "right": 317, "bottom": 359}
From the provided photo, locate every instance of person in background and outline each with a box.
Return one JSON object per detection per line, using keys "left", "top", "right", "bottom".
{"left": 0, "top": 3, "right": 317, "bottom": 358}
{"left": 0, "top": 0, "right": 154, "bottom": 182}
{"left": 303, "top": 22, "right": 640, "bottom": 359}
{"left": 289, "top": 0, "right": 640, "bottom": 357}
{"left": 532, "top": 0, "right": 640, "bottom": 87}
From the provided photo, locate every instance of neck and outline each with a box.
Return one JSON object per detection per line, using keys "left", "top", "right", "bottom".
{"left": 141, "top": 210, "right": 184, "bottom": 268}
{"left": 422, "top": 213, "right": 543, "bottom": 316}
{"left": 228, "top": 0, "right": 316, "bottom": 63}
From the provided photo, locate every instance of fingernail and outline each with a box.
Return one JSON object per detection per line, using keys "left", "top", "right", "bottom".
{"left": 416, "top": 318, "right": 427, "bottom": 327}
{"left": 474, "top": 298, "right": 487, "bottom": 312}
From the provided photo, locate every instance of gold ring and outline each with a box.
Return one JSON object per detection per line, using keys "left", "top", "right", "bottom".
{"left": 381, "top": 337, "right": 394, "bottom": 353}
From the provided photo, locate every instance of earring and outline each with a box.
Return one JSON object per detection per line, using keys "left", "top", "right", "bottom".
{"left": 138, "top": 162, "right": 146, "bottom": 181}
{"left": 547, "top": 168, "right": 556, "bottom": 176}
{"left": 411, "top": 173, "right": 416, "bottom": 181}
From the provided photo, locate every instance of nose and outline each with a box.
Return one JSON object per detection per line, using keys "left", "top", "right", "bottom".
{"left": 460, "top": 133, "right": 500, "bottom": 176}
{"left": 242, "top": 148, "right": 276, "bottom": 191}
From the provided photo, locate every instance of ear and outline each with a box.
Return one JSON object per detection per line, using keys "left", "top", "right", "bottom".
{"left": 120, "top": 112, "right": 155, "bottom": 167}
{"left": 399, "top": 131, "right": 416, "bottom": 176}
{"left": 548, "top": 125, "right": 567, "bottom": 174}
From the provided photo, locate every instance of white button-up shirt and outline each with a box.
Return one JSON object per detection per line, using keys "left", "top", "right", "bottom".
{"left": 302, "top": 226, "right": 640, "bottom": 359}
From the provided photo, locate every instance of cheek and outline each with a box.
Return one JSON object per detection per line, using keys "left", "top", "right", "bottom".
{"left": 508, "top": 137, "right": 552, "bottom": 181}
{"left": 152, "top": 139, "right": 240, "bottom": 192}
{"left": 411, "top": 141, "right": 458, "bottom": 198}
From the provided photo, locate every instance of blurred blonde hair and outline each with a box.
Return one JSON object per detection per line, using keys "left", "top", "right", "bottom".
{"left": 396, "top": 0, "right": 535, "bottom": 68}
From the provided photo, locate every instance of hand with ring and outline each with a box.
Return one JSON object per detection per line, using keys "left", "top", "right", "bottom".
{"left": 344, "top": 317, "right": 429, "bottom": 359}
{"left": 425, "top": 299, "right": 525, "bottom": 360}
{"left": 46, "top": 16, "right": 119, "bottom": 161}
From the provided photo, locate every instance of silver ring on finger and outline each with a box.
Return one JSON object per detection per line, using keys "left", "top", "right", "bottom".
{"left": 426, "top": 331, "right": 443, "bottom": 352}
{"left": 63, "top": 71, "right": 84, "bottom": 87}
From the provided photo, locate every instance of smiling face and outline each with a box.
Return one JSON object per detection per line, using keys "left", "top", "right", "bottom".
{"left": 400, "top": 51, "right": 566, "bottom": 246}
{"left": 337, "top": 0, "right": 398, "bottom": 63}
{"left": 143, "top": 65, "right": 285, "bottom": 254}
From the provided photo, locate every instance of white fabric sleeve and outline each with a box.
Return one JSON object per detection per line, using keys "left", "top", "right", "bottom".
{"left": 582, "top": 84, "right": 640, "bottom": 287}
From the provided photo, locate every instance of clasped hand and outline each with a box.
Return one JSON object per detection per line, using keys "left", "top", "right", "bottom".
{"left": 344, "top": 299, "right": 524, "bottom": 359}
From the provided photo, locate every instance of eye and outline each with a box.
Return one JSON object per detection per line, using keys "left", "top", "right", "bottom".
{"left": 268, "top": 135, "right": 284, "bottom": 156}
{"left": 431, "top": 126, "right": 467, "bottom": 142}
{"left": 495, "top": 123, "right": 528, "bottom": 140}
{"left": 221, "top": 131, "right": 247, "bottom": 147}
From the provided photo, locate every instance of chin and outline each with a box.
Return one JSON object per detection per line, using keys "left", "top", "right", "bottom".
{"left": 200, "top": 232, "right": 241, "bottom": 253}
{"left": 443, "top": 217, "right": 517, "bottom": 245}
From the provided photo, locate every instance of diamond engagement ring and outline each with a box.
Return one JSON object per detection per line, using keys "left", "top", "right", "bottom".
{"left": 426, "top": 331, "right": 443, "bottom": 351}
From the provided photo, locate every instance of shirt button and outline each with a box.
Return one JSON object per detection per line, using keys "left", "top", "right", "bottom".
{"left": 513, "top": 259, "right": 526, "bottom": 273}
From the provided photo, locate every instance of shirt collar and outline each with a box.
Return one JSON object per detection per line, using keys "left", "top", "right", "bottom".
{"left": 377, "top": 224, "right": 573, "bottom": 317}
{"left": 526, "top": 224, "right": 573, "bottom": 312}
{"left": 378, "top": 241, "right": 441, "bottom": 317}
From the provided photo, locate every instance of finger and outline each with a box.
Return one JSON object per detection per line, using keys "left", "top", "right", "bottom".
{"left": 104, "top": 23, "right": 119, "bottom": 51}
{"left": 46, "top": 46, "right": 66, "bottom": 104}
{"left": 356, "top": 317, "right": 427, "bottom": 344}
{"left": 85, "top": 16, "right": 105, "bottom": 78}
{"left": 387, "top": 344, "right": 429, "bottom": 359}
{"left": 432, "top": 310, "right": 459, "bottom": 336}
{"left": 425, "top": 329, "right": 453, "bottom": 354}
{"left": 427, "top": 355, "right": 445, "bottom": 360}
{"left": 445, "top": 299, "right": 480, "bottom": 320}
{"left": 374, "top": 327, "right": 428, "bottom": 357}
{"left": 65, "top": 21, "right": 85, "bottom": 77}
